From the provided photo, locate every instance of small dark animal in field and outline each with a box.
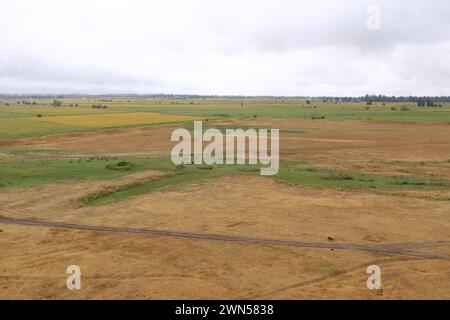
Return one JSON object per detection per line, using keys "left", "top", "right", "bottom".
{"left": 327, "top": 236, "right": 335, "bottom": 241}
{"left": 36, "top": 114, "right": 42, "bottom": 118}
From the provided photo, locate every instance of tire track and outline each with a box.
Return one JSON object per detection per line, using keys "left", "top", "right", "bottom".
{"left": 1, "top": 214, "right": 449, "bottom": 260}
{"left": 249, "top": 257, "right": 413, "bottom": 299}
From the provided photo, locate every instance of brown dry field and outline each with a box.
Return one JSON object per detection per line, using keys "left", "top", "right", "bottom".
{"left": 1, "top": 118, "right": 449, "bottom": 299}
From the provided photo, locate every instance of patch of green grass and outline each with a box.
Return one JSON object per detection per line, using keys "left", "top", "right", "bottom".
{"left": 105, "top": 161, "right": 137, "bottom": 171}
{"left": 2, "top": 101, "right": 450, "bottom": 139}
{"left": 1, "top": 155, "right": 449, "bottom": 205}
{"left": 0, "top": 156, "right": 174, "bottom": 189}
{"left": 275, "top": 165, "right": 450, "bottom": 190}
{"left": 83, "top": 162, "right": 260, "bottom": 206}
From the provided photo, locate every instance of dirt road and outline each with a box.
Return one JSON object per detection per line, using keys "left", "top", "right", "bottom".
{"left": 1, "top": 214, "right": 449, "bottom": 261}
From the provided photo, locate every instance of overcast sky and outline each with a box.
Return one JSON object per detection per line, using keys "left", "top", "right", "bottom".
{"left": 0, "top": 0, "right": 449, "bottom": 96}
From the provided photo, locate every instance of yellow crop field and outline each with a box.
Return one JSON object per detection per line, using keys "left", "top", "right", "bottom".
{"left": 2, "top": 107, "right": 125, "bottom": 116}
{"left": 0, "top": 117, "right": 85, "bottom": 139}
{"left": 38, "top": 112, "right": 200, "bottom": 128}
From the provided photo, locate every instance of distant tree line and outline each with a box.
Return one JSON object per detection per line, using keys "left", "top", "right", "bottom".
{"left": 1, "top": 94, "right": 449, "bottom": 103}
{"left": 359, "top": 94, "right": 449, "bottom": 103}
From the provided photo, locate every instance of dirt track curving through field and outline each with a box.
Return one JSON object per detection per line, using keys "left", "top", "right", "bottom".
{"left": 1, "top": 214, "right": 449, "bottom": 261}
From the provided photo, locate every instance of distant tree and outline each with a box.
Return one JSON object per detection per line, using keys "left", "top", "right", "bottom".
{"left": 426, "top": 99, "right": 435, "bottom": 107}
{"left": 53, "top": 99, "right": 62, "bottom": 107}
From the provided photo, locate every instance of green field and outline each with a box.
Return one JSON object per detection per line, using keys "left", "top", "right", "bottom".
{"left": 1, "top": 99, "right": 450, "bottom": 139}
{"left": 1, "top": 98, "right": 450, "bottom": 205}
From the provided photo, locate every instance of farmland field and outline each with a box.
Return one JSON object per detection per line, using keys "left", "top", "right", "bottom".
{"left": 0, "top": 98, "right": 450, "bottom": 299}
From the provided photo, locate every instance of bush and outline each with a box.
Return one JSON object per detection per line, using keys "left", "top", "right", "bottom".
{"left": 400, "top": 106, "right": 410, "bottom": 111}
{"left": 105, "top": 161, "right": 136, "bottom": 171}
{"left": 36, "top": 114, "right": 42, "bottom": 118}
{"left": 322, "top": 173, "right": 354, "bottom": 181}
{"left": 390, "top": 107, "right": 397, "bottom": 111}
{"left": 311, "top": 115, "right": 325, "bottom": 120}
{"left": 198, "top": 165, "right": 214, "bottom": 170}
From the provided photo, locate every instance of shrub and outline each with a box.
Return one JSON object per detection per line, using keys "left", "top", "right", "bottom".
{"left": 322, "top": 173, "right": 354, "bottom": 181}
{"left": 198, "top": 165, "right": 214, "bottom": 170}
{"left": 400, "top": 106, "right": 410, "bottom": 111}
{"left": 105, "top": 161, "right": 136, "bottom": 171}
{"left": 311, "top": 115, "right": 325, "bottom": 120}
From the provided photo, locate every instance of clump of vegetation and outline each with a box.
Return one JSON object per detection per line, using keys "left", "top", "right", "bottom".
{"left": 53, "top": 99, "right": 62, "bottom": 107}
{"left": 390, "top": 107, "right": 397, "bottom": 111}
{"left": 238, "top": 167, "right": 260, "bottom": 173}
{"left": 105, "top": 161, "right": 136, "bottom": 171}
{"left": 36, "top": 114, "right": 42, "bottom": 118}
{"left": 311, "top": 115, "right": 325, "bottom": 120}
{"left": 198, "top": 165, "right": 214, "bottom": 170}
{"left": 176, "top": 164, "right": 186, "bottom": 170}
{"left": 92, "top": 104, "right": 107, "bottom": 109}
{"left": 321, "top": 173, "right": 354, "bottom": 181}
{"left": 418, "top": 98, "right": 436, "bottom": 107}
{"left": 400, "top": 106, "right": 410, "bottom": 111}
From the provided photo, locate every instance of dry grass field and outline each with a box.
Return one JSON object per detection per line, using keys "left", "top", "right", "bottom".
{"left": 0, "top": 99, "right": 449, "bottom": 299}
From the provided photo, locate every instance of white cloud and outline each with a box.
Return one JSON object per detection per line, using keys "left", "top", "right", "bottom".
{"left": 0, "top": 0, "right": 449, "bottom": 95}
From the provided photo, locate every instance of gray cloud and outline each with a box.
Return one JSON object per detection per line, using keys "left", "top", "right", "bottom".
{"left": 0, "top": 0, "right": 449, "bottom": 96}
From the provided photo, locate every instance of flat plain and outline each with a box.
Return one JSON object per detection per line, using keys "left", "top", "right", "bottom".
{"left": 0, "top": 98, "right": 449, "bottom": 299}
